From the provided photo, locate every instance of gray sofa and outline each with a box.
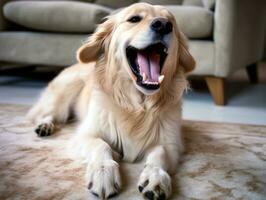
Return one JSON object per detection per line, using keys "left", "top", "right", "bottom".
{"left": 0, "top": 0, "right": 265, "bottom": 105}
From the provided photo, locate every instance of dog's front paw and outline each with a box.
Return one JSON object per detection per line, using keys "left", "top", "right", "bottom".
{"left": 87, "top": 160, "right": 122, "bottom": 199}
{"left": 138, "top": 166, "right": 172, "bottom": 200}
{"left": 35, "top": 122, "right": 55, "bottom": 137}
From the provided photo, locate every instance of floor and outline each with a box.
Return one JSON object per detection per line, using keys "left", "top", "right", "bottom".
{"left": 0, "top": 63, "right": 266, "bottom": 126}
{"left": 1, "top": 104, "right": 265, "bottom": 200}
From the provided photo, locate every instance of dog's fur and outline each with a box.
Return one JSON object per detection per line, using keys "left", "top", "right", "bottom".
{"left": 27, "top": 3, "right": 195, "bottom": 200}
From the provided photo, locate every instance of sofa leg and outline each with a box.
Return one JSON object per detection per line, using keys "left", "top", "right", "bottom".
{"left": 246, "top": 63, "right": 258, "bottom": 84}
{"left": 205, "top": 76, "right": 226, "bottom": 106}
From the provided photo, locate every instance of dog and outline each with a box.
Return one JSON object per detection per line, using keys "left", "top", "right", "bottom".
{"left": 27, "top": 3, "right": 195, "bottom": 200}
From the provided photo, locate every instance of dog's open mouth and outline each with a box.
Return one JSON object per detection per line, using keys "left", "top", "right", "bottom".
{"left": 126, "top": 42, "right": 168, "bottom": 90}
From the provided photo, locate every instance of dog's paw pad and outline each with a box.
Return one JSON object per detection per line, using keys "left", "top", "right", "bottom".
{"left": 35, "top": 123, "right": 54, "bottom": 137}
{"left": 139, "top": 186, "right": 166, "bottom": 200}
{"left": 138, "top": 166, "right": 171, "bottom": 200}
{"left": 144, "top": 191, "right": 155, "bottom": 200}
{"left": 107, "top": 191, "right": 119, "bottom": 199}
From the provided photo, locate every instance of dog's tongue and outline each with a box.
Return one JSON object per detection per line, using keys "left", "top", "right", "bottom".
{"left": 137, "top": 51, "right": 160, "bottom": 82}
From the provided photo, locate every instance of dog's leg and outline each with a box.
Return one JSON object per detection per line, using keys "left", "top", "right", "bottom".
{"left": 84, "top": 138, "right": 121, "bottom": 199}
{"left": 138, "top": 145, "right": 181, "bottom": 200}
{"left": 27, "top": 67, "right": 84, "bottom": 137}
{"left": 73, "top": 133, "right": 122, "bottom": 199}
{"left": 72, "top": 101, "right": 122, "bottom": 199}
{"left": 27, "top": 86, "right": 61, "bottom": 137}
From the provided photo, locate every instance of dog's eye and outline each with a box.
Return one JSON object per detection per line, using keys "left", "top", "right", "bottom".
{"left": 127, "top": 15, "right": 142, "bottom": 23}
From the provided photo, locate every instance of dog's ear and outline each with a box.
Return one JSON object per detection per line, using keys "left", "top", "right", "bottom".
{"left": 77, "top": 16, "right": 115, "bottom": 63}
{"left": 178, "top": 31, "right": 195, "bottom": 73}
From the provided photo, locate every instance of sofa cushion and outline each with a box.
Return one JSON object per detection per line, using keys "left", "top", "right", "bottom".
{"left": 0, "top": 31, "right": 87, "bottom": 66}
{"left": 182, "top": 0, "right": 203, "bottom": 7}
{"left": 3, "top": 1, "right": 112, "bottom": 33}
{"left": 166, "top": 6, "right": 213, "bottom": 38}
{"left": 139, "top": 0, "right": 183, "bottom": 5}
{"left": 95, "top": 0, "right": 138, "bottom": 8}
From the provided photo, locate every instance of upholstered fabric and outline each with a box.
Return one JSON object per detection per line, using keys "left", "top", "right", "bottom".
{"left": 139, "top": 0, "right": 183, "bottom": 5}
{"left": 0, "top": 32, "right": 87, "bottom": 66}
{"left": 3, "top": 1, "right": 112, "bottom": 33}
{"left": 79, "top": 0, "right": 95, "bottom": 2}
{"left": 95, "top": 0, "right": 138, "bottom": 8}
{"left": 214, "top": 0, "right": 266, "bottom": 77}
{"left": 189, "top": 40, "right": 215, "bottom": 75}
{"left": 182, "top": 0, "right": 203, "bottom": 7}
{"left": 166, "top": 6, "right": 213, "bottom": 39}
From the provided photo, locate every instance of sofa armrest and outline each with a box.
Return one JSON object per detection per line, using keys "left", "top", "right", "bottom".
{"left": 213, "top": 0, "right": 265, "bottom": 77}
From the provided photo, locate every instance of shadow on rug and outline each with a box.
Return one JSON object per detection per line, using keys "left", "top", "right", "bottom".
{"left": 0, "top": 104, "right": 265, "bottom": 200}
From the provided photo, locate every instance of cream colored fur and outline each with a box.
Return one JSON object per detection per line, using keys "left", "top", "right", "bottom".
{"left": 27, "top": 3, "right": 195, "bottom": 200}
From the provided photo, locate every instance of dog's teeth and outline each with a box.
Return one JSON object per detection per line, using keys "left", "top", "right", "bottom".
{"left": 158, "top": 75, "right": 165, "bottom": 84}
{"left": 143, "top": 73, "right": 147, "bottom": 81}
{"left": 144, "top": 81, "right": 159, "bottom": 85}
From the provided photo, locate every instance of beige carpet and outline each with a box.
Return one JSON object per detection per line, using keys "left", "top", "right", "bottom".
{"left": 0, "top": 104, "right": 265, "bottom": 200}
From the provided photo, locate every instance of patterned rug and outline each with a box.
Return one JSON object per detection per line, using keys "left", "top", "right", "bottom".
{"left": 0, "top": 104, "right": 265, "bottom": 200}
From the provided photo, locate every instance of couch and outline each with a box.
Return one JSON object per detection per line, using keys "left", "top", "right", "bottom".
{"left": 0, "top": 0, "right": 265, "bottom": 105}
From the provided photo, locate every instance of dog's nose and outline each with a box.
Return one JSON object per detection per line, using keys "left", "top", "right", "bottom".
{"left": 150, "top": 18, "right": 173, "bottom": 35}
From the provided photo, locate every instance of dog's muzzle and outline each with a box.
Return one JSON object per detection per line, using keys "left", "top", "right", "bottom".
{"left": 126, "top": 42, "right": 168, "bottom": 91}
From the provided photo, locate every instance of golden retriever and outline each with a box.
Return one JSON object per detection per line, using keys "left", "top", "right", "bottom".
{"left": 27, "top": 3, "right": 195, "bottom": 200}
